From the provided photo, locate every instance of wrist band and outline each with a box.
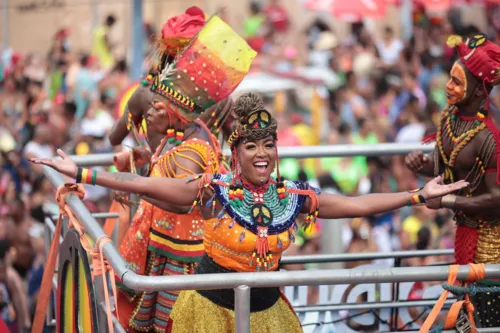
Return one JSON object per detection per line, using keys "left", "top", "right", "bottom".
{"left": 76, "top": 168, "right": 97, "bottom": 186}
{"left": 441, "top": 194, "right": 457, "bottom": 209}
{"left": 407, "top": 193, "right": 427, "bottom": 206}
{"left": 76, "top": 167, "right": 83, "bottom": 183}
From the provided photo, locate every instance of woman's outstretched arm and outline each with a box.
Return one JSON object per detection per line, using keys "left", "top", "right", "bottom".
{"left": 30, "top": 149, "right": 200, "bottom": 207}
{"left": 315, "top": 176, "right": 468, "bottom": 219}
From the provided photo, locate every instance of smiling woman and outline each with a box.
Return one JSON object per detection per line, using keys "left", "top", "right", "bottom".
{"left": 31, "top": 91, "right": 469, "bottom": 332}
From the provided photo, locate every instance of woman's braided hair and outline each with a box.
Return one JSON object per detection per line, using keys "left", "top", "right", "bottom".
{"left": 229, "top": 92, "right": 278, "bottom": 148}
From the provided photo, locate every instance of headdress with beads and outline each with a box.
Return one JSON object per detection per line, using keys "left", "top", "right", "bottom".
{"left": 150, "top": 15, "right": 257, "bottom": 121}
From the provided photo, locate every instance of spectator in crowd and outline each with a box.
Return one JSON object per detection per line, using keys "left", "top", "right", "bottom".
{"left": 92, "top": 14, "right": 117, "bottom": 71}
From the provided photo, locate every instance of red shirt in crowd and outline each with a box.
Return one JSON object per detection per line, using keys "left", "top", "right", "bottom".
{"left": 264, "top": 4, "right": 289, "bottom": 33}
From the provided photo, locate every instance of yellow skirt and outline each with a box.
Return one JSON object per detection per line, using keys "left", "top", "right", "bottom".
{"left": 168, "top": 290, "right": 303, "bottom": 333}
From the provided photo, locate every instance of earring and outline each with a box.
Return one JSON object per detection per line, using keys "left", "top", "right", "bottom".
{"left": 167, "top": 128, "right": 176, "bottom": 143}
{"left": 175, "top": 129, "right": 185, "bottom": 146}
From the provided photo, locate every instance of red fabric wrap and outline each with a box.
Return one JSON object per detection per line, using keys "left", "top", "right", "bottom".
{"left": 485, "top": 115, "right": 500, "bottom": 184}
{"left": 161, "top": 7, "right": 205, "bottom": 53}
{"left": 454, "top": 35, "right": 500, "bottom": 87}
{"left": 455, "top": 224, "right": 479, "bottom": 265}
{"left": 450, "top": 34, "right": 500, "bottom": 111}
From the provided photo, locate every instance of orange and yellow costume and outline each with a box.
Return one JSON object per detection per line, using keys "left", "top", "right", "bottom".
{"left": 166, "top": 172, "right": 319, "bottom": 333}
{"left": 117, "top": 139, "right": 218, "bottom": 332}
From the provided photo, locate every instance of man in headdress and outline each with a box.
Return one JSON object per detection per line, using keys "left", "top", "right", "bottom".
{"left": 405, "top": 33, "right": 500, "bottom": 328}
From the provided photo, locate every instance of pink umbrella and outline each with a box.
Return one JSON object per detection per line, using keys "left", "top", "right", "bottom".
{"left": 305, "top": 0, "right": 387, "bottom": 21}
{"left": 420, "top": 0, "right": 451, "bottom": 11}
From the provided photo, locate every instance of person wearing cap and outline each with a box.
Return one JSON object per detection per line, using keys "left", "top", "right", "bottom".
{"left": 405, "top": 33, "right": 500, "bottom": 327}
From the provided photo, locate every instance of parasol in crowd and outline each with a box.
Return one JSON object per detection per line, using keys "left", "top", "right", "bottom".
{"left": 305, "top": 0, "right": 387, "bottom": 21}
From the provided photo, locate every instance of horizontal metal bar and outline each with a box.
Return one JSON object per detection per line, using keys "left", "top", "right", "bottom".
{"left": 381, "top": 329, "right": 500, "bottom": 333}
{"left": 119, "top": 264, "right": 500, "bottom": 292}
{"left": 294, "top": 299, "right": 455, "bottom": 313}
{"left": 280, "top": 249, "right": 453, "bottom": 265}
{"left": 71, "top": 143, "right": 435, "bottom": 167}
{"left": 92, "top": 212, "right": 120, "bottom": 219}
{"left": 44, "top": 166, "right": 500, "bottom": 293}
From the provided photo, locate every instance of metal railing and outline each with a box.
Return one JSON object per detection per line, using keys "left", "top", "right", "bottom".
{"left": 69, "top": 142, "right": 435, "bottom": 166}
{"left": 44, "top": 165, "right": 500, "bottom": 333}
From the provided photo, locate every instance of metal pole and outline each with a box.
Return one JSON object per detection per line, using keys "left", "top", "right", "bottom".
{"left": 44, "top": 222, "right": 54, "bottom": 327}
{"left": 130, "top": 0, "right": 143, "bottom": 81}
{"left": 1, "top": 0, "right": 7, "bottom": 51}
{"left": 280, "top": 249, "right": 454, "bottom": 265}
{"left": 293, "top": 299, "right": 455, "bottom": 312}
{"left": 92, "top": 212, "right": 120, "bottom": 219}
{"left": 70, "top": 143, "right": 435, "bottom": 167}
{"left": 234, "top": 285, "right": 251, "bottom": 333}
{"left": 381, "top": 329, "right": 500, "bottom": 333}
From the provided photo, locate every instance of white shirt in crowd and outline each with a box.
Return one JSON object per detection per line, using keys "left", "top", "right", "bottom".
{"left": 376, "top": 39, "right": 404, "bottom": 66}
{"left": 24, "top": 141, "right": 54, "bottom": 159}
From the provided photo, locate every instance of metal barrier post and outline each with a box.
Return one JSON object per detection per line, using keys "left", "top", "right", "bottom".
{"left": 43, "top": 221, "right": 55, "bottom": 327}
{"left": 235, "top": 285, "right": 251, "bottom": 333}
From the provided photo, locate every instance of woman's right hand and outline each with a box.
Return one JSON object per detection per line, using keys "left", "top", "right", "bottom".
{"left": 29, "top": 149, "right": 78, "bottom": 179}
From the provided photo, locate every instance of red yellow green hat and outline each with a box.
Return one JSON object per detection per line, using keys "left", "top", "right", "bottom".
{"left": 150, "top": 15, "right": 257, "bottom": 120}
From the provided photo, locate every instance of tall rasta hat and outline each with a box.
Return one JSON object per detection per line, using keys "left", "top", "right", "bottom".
{"left": 150, "top": 16, "right": 257, "bottom": 121}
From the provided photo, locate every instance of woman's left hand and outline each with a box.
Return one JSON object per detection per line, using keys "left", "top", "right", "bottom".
{"left": 420, "top": 175, "right": 468, "bottom": 200}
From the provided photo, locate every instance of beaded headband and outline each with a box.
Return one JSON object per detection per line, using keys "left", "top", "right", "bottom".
{"left": 227, "top": 109, "right": 276, "bottom": 147}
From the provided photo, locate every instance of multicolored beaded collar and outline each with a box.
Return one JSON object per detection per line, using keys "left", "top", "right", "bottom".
{"left": 187, "top": 173, "right": 319, "bottom": 270}
{"left": 211, "top": 173, "right": 309, "bottom": 235}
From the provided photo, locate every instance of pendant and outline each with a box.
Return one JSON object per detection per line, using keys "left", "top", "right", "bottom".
{"left": 251, "top": 226, "right": 272, "bottom": 271}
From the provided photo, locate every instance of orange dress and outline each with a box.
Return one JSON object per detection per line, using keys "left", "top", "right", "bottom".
{"left": 167, "top": 173, "right": 318, "bottom": 333}
{"left": 117, "top": 139, "right": 218, "bottom": 332}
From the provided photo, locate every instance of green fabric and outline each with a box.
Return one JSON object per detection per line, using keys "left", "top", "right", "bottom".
{"left": 277, "top": 158, "right": 315, "bottom": 181}
{"left": 49, "top": 71, "right": 63, "bottom": 100}
{"left": 322, "top": 158, "right": 363, "bottom": 194}
{"left": 243, "top": 15, "right": 264, "bottom": 37}
{"left": 352, "top": 133, "right": 378, "bottom": 176}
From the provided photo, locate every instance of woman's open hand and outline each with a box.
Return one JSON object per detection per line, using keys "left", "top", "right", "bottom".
{"left": 420, "top": 175, "right": 468, "bottom": 200}
{"left": 29, "top": 149, "right": 78, "bottom": 179}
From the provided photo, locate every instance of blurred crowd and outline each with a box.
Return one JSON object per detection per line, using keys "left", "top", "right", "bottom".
{"left": 2, "top": 0, "right": 500, "bottom": 331}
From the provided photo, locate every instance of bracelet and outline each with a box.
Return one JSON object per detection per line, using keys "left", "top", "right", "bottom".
{"left": 407, "top": 187, "right": 423, "bottom": 193}
{"left": 407, "top": 193, "right": 427, "bottom": 206}
{"left": 76, "top": 168, "right": 97, "bottom": 185}
{"left": 441, "top": 194, "right": 457, "bottom": 209}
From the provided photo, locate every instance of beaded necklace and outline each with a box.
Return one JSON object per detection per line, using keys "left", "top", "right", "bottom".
{"left": 211, "top": 173, "right": 318, "bottom": 271}
{"left": 189, "top": 173, "right": 319, "bottom": 271}
{"left": 437, "top": 106, "right": 487, "bottom": 168}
